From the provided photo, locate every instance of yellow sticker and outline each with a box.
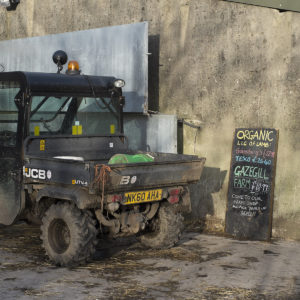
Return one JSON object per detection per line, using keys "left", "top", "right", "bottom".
{"left": 110, "top": 124, "right": 115, "bottom": 134}
{"left": 40, "top": 140, "right": 45, "bottom": 151}
{"left": 72, "top": 125, "right": 78, "bottom": 135}
{"left": 77, "top": 125, "right": 82, "bottom": 135}
{"left": 34, "top": 126, "right": 40, "bottom": 136}
{"left": 72, "top": 179, "right": 76, "bottom": 185}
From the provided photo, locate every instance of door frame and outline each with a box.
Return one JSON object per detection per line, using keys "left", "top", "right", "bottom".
{"left": 0, "top": 73, "right": 28, "bottom": 224}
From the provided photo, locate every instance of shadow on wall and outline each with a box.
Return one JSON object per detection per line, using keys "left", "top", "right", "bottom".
{"left": 189, "top": 167, "right": 227, "bottom": 220}
{"left": 147, "top": 35, "right": 226, "bottom": 224}
{"left": 177, "top": 121, "right": 184, "bottom": 154}
{"left": 148, "top": 35, "right": 160, "bottom": 112}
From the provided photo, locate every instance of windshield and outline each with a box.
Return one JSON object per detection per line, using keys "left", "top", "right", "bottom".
{"left": 0, "top": 81, "right": 20, "bottom": 146}
{"left": 29, "top": 96, "right": 120, "bottom": 136}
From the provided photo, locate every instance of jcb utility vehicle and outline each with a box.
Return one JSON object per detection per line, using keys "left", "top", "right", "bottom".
{"left": 0, "top": 53, "right": 205, "bottom": 266}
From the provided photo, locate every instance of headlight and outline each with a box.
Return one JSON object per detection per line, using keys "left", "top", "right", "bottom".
{"left": 114, "top": 79, "right": 125, "bottom": 88}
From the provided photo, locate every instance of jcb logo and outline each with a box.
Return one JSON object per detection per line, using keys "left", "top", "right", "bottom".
{"left": 23, "top": 167, "right": 51, "bottom": 180}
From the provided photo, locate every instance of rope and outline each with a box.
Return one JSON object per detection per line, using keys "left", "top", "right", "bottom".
{"left": 93, "top": 164, "right": 112, "bottom": 212}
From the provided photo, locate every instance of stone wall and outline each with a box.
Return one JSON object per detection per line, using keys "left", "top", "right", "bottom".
{"left": 0, "top": 0, "right": 299, "bottom": 239}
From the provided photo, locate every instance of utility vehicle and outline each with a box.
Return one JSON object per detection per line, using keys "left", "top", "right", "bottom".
{"left": 0, "top": 52, "right": 205, "bottom": 266}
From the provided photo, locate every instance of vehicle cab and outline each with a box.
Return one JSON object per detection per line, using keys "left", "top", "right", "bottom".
{"left": 0, "top": 69, "right": 125, "bottom": 225}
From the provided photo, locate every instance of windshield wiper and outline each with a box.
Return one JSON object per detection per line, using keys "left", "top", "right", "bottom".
{"left": 95, "top": 97, "right": 118, "bottom": 119}
{"left": 83, "top": 74, "right": 118, "bottom": 119}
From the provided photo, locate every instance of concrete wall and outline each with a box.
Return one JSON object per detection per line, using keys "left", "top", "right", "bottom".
{"left": 0, "top": 0, "right": 299, "bottom": 240}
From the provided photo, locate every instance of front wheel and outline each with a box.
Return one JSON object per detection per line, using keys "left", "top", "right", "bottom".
{"left": 139, "top": 203, "right": 184, "bottom": 249}
{"left": 41, "top": 202, "right": 97, "bottom": 266}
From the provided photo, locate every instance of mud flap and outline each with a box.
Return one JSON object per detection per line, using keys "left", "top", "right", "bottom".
{"left": 179, "top": 186, "right": 192, "bottom": 213}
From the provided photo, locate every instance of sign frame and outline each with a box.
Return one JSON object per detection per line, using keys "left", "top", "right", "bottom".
{"left": 225, "top": 128, "right": 279, "bottom": 241}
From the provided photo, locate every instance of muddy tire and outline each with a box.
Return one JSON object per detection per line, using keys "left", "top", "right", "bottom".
{"left": 139, "top": 203, "right": 184, "bottom": 249}
{"left": 41, "top": 202, "right": 97, "bottom": 266}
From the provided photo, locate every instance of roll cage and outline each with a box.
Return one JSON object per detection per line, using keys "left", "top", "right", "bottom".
{"left": 0, "top": 71, "right": 125, "bottom": 143}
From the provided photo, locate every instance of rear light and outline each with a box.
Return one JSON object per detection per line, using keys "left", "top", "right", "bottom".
{"left": 107, "top": 194, "right": 123, "bottom": 203}
{"left": 112, "top": 194, "right": 122, "bottom": 202}
{"left": 168, "top": 188, "right": 181, "bottom": 204}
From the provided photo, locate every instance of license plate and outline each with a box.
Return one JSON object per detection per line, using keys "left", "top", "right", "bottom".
{"left": 123, "top": 189, "right": 163, "bottom": 205}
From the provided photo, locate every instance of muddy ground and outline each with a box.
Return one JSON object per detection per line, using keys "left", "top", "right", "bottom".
{"left": 0, "top": 223, "right": 299, "bottom": 300}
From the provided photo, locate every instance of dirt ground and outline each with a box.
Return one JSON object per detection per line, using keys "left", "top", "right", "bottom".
{"left": 0, "top": 223, "right": 299, "bottom": 300}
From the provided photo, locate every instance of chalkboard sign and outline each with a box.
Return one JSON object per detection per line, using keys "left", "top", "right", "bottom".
{"left": 225, "top": 128, "right": 278, "bottom": 241}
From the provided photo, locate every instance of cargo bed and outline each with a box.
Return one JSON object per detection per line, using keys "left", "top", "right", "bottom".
{"left": 24, "top": 152, "right": 205, "bottom": 194}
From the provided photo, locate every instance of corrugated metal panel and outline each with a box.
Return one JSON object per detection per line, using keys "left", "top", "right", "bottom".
{"left": 0, "top": 22, "right": 148, "bottom": 113}
{"left": 223, "top": 0, "right": 300, "bottom": 12}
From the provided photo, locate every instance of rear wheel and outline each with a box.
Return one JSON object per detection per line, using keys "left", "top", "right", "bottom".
{"left": 139, "top": 203, "right": 184, "bottom": 249}
{"left": 41, "top": 202, "right": 97, "bottom": 266}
